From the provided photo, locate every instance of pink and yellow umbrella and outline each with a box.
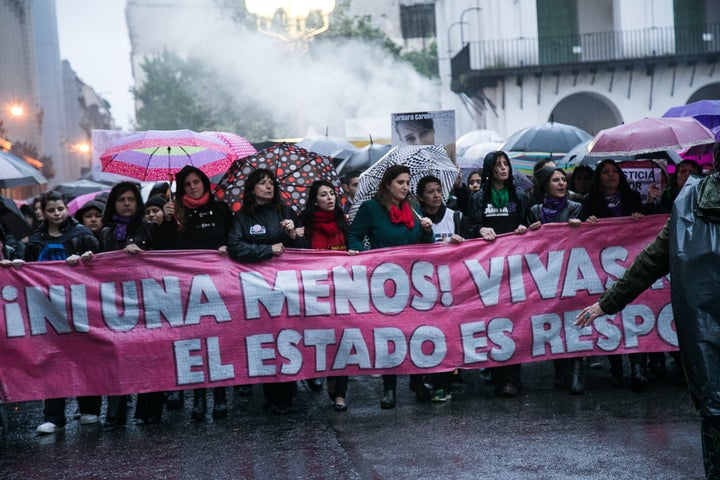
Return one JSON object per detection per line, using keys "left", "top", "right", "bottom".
{"left": 100, "top": 129, "right": 238, "bottom": 181}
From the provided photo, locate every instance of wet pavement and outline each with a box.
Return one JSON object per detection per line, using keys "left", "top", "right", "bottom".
{"left": 0, "top": 358, "right": 705, "bottom": 479}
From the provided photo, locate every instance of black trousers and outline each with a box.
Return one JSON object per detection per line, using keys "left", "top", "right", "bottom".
{"left": 43, "top": 396, "right": 101, "bottom": 427}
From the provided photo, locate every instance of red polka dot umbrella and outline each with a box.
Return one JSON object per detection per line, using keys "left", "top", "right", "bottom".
{"left": 213, "top": 142, "right": 342, "bottom": 214}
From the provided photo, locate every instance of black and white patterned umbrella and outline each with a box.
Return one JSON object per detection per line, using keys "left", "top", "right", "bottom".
{"left": 348, "top": 145, "right": 460, "bottom": 222}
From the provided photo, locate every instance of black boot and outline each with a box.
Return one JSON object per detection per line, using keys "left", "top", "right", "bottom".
{"left": 409, "top": 374, "right": 430, "bottom": 402}
{"left": 212, "top": 387, "right": 227, "bottom": 420}
{"left": 165, "top": 390, "right": 184, "bottom": 410}
{"left": 191, "top": 389, "right": 207, "bottom": 421}
{"left": 104, "top": 395, "right": 127, "bottom": 429}
{"left": 380, "top": 388, "right": 396, "bottom": 409}
{"left": 631, "top": 362, "right": 649, "bottom": 391}
{"left": 609, "top": 355, "right": 624, "bottom": 386}
{"left": 553, "top": 360, "right": 566, "bottom": 388}
{"left": 701, "top": 416, "right": 720, "bottom": 479}
{"left": 569, "top": 358, "right": 584, "bottom": 395}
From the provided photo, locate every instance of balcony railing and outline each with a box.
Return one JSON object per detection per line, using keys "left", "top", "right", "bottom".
{"left": 455, "top": 23, "right": 720, "bottom": 72}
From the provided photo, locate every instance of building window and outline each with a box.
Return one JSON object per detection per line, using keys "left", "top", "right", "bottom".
{"left": 400, "top": 4, "right": 436, "bottom": 39}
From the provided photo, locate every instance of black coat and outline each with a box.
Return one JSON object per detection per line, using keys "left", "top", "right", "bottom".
{"left": 582, "top": 188, "right": 646, "bottom": 219}
{"left": 25, "top": 217, "right": 99, "bottom": 262}
{"left": 228, "top": 203, "right": 305, "bottom": 263}
{"left": 98, "top": 216, "right": 155, "bottom": 252}
{"left": 158, "top": 200, "right": 233, "bottom": 251}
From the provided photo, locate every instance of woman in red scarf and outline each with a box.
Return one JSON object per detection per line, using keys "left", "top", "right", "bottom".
{"left": 160, "top": 166, "right": 233, "bottom": 421}
{"left": 300, "top": 180, "right": 350, "bottom": 410}
{"left": 347, "top": 164, "right": 434, "bottom": 409}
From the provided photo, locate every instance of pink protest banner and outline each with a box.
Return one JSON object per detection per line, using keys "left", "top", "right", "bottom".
{"left": 0, "top": 215, "right": 672, "bottom": 402}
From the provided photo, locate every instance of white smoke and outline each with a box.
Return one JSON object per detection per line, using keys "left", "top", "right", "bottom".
{"left": 141, "top": 1, "right": 441, "bottom": 140}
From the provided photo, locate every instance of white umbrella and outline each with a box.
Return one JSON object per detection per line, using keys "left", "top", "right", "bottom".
{"left": 348, "top": 145, "right": 460, "bottom": 223}
{"left": 456, "top": 129, "right": 503, "bottom": 157}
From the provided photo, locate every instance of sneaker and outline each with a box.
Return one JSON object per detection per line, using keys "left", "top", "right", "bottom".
{"left": 36, "top": 422, "right": 63, "bottom": 434}
{"left": 79, "top": 414, "right": 99, "bottom": 425}
{"left": 450, "top": 381, "right": 466, "bottom": 395}
{"left": 430, "top": 389, "right": 451, "bottom": 402}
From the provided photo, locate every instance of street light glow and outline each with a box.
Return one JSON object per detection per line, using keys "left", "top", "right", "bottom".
{"left": 9, "top": 104, "right": 24, "bottom": 117}
{"left": 76, "top": 143, "right": 90, "bottom": 153}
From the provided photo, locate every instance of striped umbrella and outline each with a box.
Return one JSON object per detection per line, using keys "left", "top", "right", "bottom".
{"left": 99, "top": 129, "right": 238, "bottom": 181}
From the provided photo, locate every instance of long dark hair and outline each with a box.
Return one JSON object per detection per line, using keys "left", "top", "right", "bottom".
{"left": 174, "top": 166, "right": 211, "bottom": 228}
{"left": 375, "top": 164, "right": 412, "bottom": 211}
{"left": 588, "top": 159, "right": 632, "bottom": 197}
{"left": 301, "top": 180, "right": 347, "bottom": 239}
{"left": 480, "top": 150, "right": 516, "bottom": 203}
{"left": 102, "top": 181, "right": 144, "bottom": 225}
{"left": 240, "top": 168, "right": 283, "bottom": 216}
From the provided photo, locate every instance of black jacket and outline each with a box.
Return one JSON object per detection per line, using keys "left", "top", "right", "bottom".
{"left": 98, "top": 216, "right": 155, "bottom": 252}
{"left": 25, "top": 217, "right": 99, "bottom": 262}
{"left": 228, "top": 203, "right": 305, "bottom": 263}
{"left": 158, "top": 200, "right": 233, "bottom": 251}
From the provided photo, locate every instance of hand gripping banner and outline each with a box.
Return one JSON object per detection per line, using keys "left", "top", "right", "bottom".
{"left": 0, "top": 215, "right": 672, "bottom": 402}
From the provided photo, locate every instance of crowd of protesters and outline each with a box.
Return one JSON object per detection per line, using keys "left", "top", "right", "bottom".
{"left": 0, "top": 150, "right": 706, "bottom": 436}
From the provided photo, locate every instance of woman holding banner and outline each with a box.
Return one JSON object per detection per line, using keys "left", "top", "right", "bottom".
{"left": 161, "top": 166, "right": 233, "bottom": 421}
{"left": 17, "top": 191, "right": 101, "bottom": 434}
{"left": 582, "top": 159, "right": 649, "bottom": 390}
{"left": 347, "top": 164, "right": 434, "bottom": 409}
{"left": 527, "top": 166, "right": 586, "bottom": 394}
{"left": 299, "top": 179, "right": 351, "bottom": 411}
{"left": 98, "top": 182, "right": 164, "bottom": 428}
{"left": 416, "top": 174, "right": 466, "bottom": 402}
{"left": 463, "top": 150, "right": 531, "bottom": 398}
{"left": 227, "top": 168, "right": 306, "bottom": 414}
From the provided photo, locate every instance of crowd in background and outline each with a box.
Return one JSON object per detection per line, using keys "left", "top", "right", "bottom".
{"left": 0, "top": 150, "right": 705, "bottom": 435}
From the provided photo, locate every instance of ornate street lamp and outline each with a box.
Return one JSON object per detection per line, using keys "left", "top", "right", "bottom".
{"left": 245, "top": 0, "right": 335, "bottom": 45}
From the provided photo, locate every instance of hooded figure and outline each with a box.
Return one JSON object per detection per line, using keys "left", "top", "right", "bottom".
{"left": 98, "top": 182, "right": 151, "bottom": 252}
{"left": 461, "top": 150, "right": 531, "bottom": 399}
{"left": 74, "top": 200, "right": 105, "bottom": 235}
{"left": 462, "top": 150, "right": 530, "bottom": 241}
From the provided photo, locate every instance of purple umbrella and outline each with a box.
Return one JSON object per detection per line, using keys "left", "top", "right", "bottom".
{"left": 663, "top": 99, "right": 720, "bottom": 130}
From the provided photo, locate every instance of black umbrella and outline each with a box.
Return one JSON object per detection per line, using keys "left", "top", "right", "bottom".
{"left": 52, "top": 179, "right": 114, "bottom": 201}
{"left": 558, "top": 140, "right": 681, "bottom": 169}
{"left": 501, "top": 122, "right": 592, "bottom": 154}
{"left": 0, "top": 197, "right": 32, "bottom": 239}
{"left": 335, "top": 144, "right": 393, "bottom": 176}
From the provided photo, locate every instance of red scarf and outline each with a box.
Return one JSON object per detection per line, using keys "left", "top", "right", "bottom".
{"left": 389, "top": 202, "right": 415, "bottom": 229}
{"left": 182, "top": 191, "right": 210, "bottom": 209}
{"left": 310, "top": 210, "right": 345, "bottom": 250}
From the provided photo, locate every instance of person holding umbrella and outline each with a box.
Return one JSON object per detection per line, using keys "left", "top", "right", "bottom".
{"left": 346, "top": 164, "right": 434, "bottom": 409}
{"left": 659, "top": 159, "right": 702, "bottom": 213}
{"left": 227, "top": 168, "right": 306, "bottom": 414}
{"left": 582, "top": 159, "right": 650, "bottom": 390}
{"left": 159, "top": 166, "right": 233, "bottom": 421}
{"left": 463, "top": 150, "right": 531, "bottom": 398}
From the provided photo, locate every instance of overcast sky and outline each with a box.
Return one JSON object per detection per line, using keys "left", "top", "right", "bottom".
{"left": 55, "top": 0, "right": 135, "bottom": 131}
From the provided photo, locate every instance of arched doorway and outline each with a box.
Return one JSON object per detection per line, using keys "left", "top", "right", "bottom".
{"left": 687, "top": 83, "right": 720, "bottom": 103}
{"left": 550, "top": 92, "right": 621, "bottom": 135}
